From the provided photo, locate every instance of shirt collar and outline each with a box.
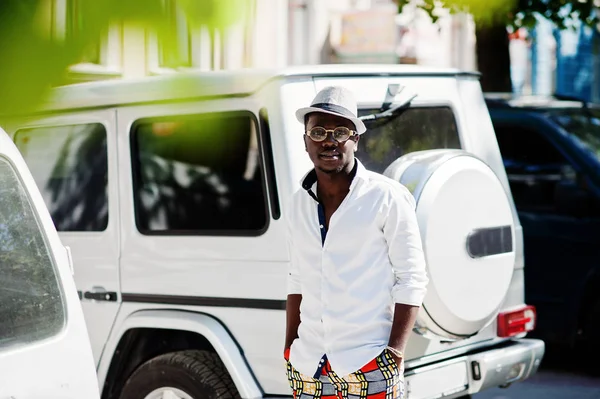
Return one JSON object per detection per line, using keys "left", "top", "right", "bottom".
{"left": 300, "top": 158, "right": 369, "bottom": 202}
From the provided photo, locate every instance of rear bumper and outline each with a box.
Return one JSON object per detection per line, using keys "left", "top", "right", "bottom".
{"left": 404, "top": 338, "right": 545, "bottom": 398}
{"left": 466, "top": 338, "right": 544, "bottom": 393}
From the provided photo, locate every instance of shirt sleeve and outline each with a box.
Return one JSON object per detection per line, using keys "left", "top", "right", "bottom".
{"left": 383, "top": 185, "right": 429, "bottom": 306}
{"left": 286, "top": 202, "right": 302, "bottom": 295}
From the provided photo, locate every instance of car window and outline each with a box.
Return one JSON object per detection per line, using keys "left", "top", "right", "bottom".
{"left": 494, "top": 124, "right": 566, "bottom": 170}
{"left": 0, "top": 156, "right": 65, "bottom": 349}
{"left": 493, "top": 123, "right": 589, "bottom": 214}
{"left": 357, "top": 106, "right": 461, "bottom": 173}
{"left": 13, "top": 123, "right": 109, "bottom": 232}
{"left": 131, "top": 111, "right": 268, "bottom": 235}
{"left": 550, "top": 109, "right": 600, "bottom": 161}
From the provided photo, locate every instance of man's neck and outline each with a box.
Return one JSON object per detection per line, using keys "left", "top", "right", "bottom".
{"left": 316, "top": 159, "right": 356, "bottom": 200}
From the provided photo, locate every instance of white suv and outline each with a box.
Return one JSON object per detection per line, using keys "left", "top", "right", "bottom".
{"left": 5, "top": 65, "right": 544, "bottom": 399}
{"left": 0, "top": 127, "right": 100, "bottom": 398}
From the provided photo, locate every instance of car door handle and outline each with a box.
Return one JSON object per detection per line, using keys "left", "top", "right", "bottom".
{"left": 83, "top": 287, "right": 118, "bottom": 302}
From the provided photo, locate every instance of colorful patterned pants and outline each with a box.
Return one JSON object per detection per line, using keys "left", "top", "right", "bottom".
{"left": 285, "top": 349, "right": 404, "bottom": 399}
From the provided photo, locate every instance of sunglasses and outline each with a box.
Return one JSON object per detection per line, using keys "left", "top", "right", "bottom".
{"left": 305, "top": 126, "right": 358, "bottom": 143}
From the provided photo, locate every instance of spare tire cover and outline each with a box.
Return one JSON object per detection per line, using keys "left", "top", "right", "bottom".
{"left": 384, "top": 149, "right": 515, "bottom": 339}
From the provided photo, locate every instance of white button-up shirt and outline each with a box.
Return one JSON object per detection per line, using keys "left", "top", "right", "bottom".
{"left": 286, "top": 159, "right": 429, "bottom": 378}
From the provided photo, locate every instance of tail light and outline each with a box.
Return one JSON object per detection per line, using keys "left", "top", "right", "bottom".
{"left": 497, "top": 305, "right": 536, "bottom": 338}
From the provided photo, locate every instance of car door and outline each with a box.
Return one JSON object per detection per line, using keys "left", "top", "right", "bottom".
{"left": 0, "top": 128, "right": 100, "bottom": 398}
{"left": 116, "top": 98, "right": 290, "bottom": 393}
{"left": 7, "top": 110, "right": 121, "bottom": 365}
{"left": 492, "top": 116, "right": 600, "bottom": 344}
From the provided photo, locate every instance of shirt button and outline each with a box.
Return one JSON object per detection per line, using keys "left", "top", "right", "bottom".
{"left": 319, "top": 225, "right": 324, "bottom": 229}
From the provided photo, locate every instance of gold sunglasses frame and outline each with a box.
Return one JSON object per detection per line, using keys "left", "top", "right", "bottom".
{"left": 305, "top": 126, "right": 358, "bottom": 143}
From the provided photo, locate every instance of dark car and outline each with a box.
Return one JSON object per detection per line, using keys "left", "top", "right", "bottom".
{"left": 485, "top": 93, "right": 600, "bottom": 366}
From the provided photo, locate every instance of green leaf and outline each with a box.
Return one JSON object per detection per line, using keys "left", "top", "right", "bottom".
{"left": 411, "top": 0, "right": 600, "bottom": 30}
{"left": 397, "top": 0, "right": 412, "bottom": 14}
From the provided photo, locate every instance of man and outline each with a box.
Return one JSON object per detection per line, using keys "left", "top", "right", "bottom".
{"left": 284, "top": 86, "right": 429, "bottom": 399}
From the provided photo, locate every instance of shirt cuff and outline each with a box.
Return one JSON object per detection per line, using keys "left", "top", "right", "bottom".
{"left": 392, "top": 285, "right": 427, "bottom": 307}
{"left": 287, "top": 275, "right": 302, "bottom": 295}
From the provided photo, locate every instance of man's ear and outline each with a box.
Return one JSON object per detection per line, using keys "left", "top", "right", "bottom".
{"left": 354, "top": 136, "right": 360, "bottom": 152}
{"left": 303, "top": 135, "right": 308, "bottom": 152}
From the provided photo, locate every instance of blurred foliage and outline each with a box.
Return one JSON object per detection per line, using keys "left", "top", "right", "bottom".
{"left": 396, "top": 0, "right": 599, "bottom": 29}
{"left": 0, "top": 0, "right": 249, "bottom": 116}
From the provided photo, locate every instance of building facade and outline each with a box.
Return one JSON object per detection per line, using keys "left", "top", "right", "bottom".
{"left": 42, "top": 0, "right": 476, "bottom": 85}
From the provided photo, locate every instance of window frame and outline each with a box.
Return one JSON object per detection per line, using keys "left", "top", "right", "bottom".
{"left": 66, "top": 0, "right": 102, "bottom": 65}
{"left": 146, "top": 0, "right": 252, "bottom": 74}
{"left": 157, "top": 0, "right": 193, "bottom": 69}
{"left": 53, "top": 0, "right": 123, "bottom": 79}
{"left": 129, "top": 109, "right": 272, "bottom": 237}
{"left": 13, "top": 122, "right": 110, "bottom": 233}
{"left": 0, "top": 155, "right": 67, "bottom": 351}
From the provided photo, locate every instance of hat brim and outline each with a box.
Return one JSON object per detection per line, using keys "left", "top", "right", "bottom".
{"left": 295, "top": 107, "right": 367, "bottom": 134}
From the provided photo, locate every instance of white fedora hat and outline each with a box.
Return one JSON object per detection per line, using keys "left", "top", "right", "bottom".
{"left": 295, "top": 86, "right": 367, "bottom": 134}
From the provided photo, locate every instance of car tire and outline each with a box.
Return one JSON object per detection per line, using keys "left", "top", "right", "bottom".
{"left": 119, "top": 350, "right": 241, "bottom": 399}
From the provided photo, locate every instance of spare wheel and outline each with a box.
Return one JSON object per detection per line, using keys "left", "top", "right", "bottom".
{"left": 384, "top": 149, "right": 516, "bottom": 339}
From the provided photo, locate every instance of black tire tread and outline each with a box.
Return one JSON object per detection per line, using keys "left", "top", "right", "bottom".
{"left": 120, "top": 349, "right": 240, "bottom": 399}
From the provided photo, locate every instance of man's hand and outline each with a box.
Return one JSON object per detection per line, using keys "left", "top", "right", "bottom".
{"left": 388, "top": 350, "right": 405, "bottom": 375}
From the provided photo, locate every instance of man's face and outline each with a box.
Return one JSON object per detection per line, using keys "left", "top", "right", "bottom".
{"left": 304, "top": 113, "right": 359, "bottom": 174}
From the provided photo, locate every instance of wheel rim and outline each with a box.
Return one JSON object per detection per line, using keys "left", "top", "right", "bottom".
{"left": 144, "top": 387, "right": 194, "bottom": 399}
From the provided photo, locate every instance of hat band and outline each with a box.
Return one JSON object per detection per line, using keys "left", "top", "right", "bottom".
{"left": 310, "top": 103, "right": 357, "bottom": 119}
